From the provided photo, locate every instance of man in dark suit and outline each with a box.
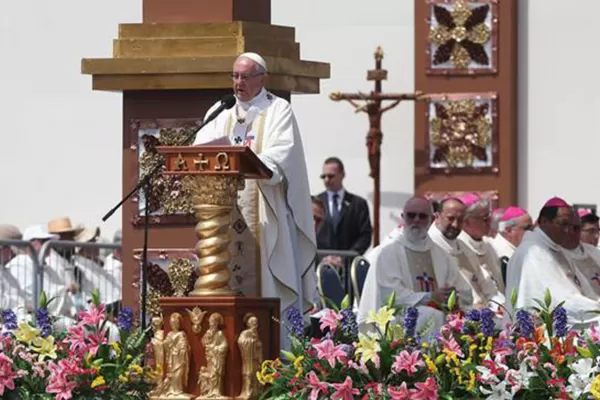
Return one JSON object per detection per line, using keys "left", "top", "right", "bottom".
{"left": 315, "top": 157, "right": 372, "bottom": 265}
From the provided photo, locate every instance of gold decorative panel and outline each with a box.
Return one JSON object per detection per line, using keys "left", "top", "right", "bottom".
{"left": 426, "top": 92, "right": 498, "bottom": 174}
{"left": 426, "top": 0, "right": 498, "bottom": 75}
{"left": 130, "top": 119, "right": 202, "bottom": 226}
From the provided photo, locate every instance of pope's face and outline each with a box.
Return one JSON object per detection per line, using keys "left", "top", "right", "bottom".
{"left": 232, "top": 58, "right": 265, "bottom": 102}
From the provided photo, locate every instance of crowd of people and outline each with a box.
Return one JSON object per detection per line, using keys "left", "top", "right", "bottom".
{"left": 356, "top": 194, "right": 600, "bottom": 334}
{"left": 0, "top": 217, "right": 122, "bottom": 328}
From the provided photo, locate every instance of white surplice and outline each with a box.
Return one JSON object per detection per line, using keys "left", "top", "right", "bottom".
{"left": 459, "top": 231, "right": 505, "bottom": 295}
{"left": 357, "top": 228, "right": 473, "bottom": 336}
{"left": 489, "top": 234, "right": 516, "bottom": 261}
{"left": 430, "top": 225, "right": 502, "bottom": 308}
{"left": 562, "top": 243, "right": 600, "bottom": 299}
{"left": 506, "top": 228, "right": 600, "bottom": 326}
{"left": 193, "top": 89, "right": 318, "bottom": 319}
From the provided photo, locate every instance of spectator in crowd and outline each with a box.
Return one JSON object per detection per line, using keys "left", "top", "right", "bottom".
{"left": 104, "top": 230, "right": 123, "bottom": 317}
{"left": 0, "top": 224, "right": 21, "bottom": 266}
{"left": 578, "top": 209, "right": 600, "bottom": 247}
{"left": 315, "top": 157, "right": 372, "bottom": 267}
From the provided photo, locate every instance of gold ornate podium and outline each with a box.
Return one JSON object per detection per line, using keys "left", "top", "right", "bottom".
{"left": 150, "top": 145, "right": 280, "bottom": 400}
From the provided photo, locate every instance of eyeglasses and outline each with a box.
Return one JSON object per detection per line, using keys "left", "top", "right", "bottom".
{"left": 230, "top": 72, "right": 264, "bottom": 81}
{"left": 582, "top": 227, "right": 600, "bottom": 234}
{"left": 320, "top": 174, "right": 336, "bottom": 179}
{"left": 404, "top": 212, "right": 430, "bottom": 221}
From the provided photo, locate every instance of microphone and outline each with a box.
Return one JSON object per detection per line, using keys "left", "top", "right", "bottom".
{"left": 203, "top": 94, "right": 236, "bottom": 125}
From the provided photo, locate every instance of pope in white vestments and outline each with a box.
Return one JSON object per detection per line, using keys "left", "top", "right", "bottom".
{"left": 506, "top": 197, "right": 600, "bottom": 326}
{"left": 192, "top": 53, "right": 318, "bottom": 335}
{"left": 358, "top": 196, "right": 473, "bottom": 336}
{"left": 429, "top": 197, "right": 501, "bottom": 310}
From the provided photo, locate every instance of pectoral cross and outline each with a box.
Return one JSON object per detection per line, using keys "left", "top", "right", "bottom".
{"left": 416, "top": 272, "right": 436, "bottom": 292}
{"left": 330, "top": 46, "right": 426, "bottom": 246}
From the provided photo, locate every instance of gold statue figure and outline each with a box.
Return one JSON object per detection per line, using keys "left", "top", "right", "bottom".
{"left": 148, "top": 316, "right": 166, "bottom": 397}
{"left": 197, "top": 313, "right": 228, "bottom": 399}
{"left": 151, "top": 313, "right": 193, "bottom": 400}
{"left": 236, "top": 314, "right": 263, "bottom": 400}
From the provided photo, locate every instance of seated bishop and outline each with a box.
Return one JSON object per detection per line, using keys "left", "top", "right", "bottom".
{"left": 358, "top": 196, "right": 473, "bottom": 336}
{"left": 489, "top": 206, "right": 532, "bottom": 284}
{"left": 561, "top": 210, "right": 600, "bottom": 299}
{"left": 192, "top": 53, "right": 318, "bottom": 344}
{"left": 429, "top": 197, "right": 503, "bottom": 310}
{"left": 506, "top": 197, "right": 600, "bottom": 326}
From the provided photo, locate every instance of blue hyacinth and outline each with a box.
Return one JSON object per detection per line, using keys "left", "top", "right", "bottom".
{"left": 118, "top": 308, "right": 134, "bottom": 332}
{"left": 35, "top": 307, "right": 51, "bottom": 337}
{"left": 480, "top": 308, "right": 495, "bottom": 337}
{"left": 515, "top": 310, "right": 534, "bottom": 338}
{"left": 285, "top": 307, "right": 304, "bottom": 337}
{"left": 340, "top": 308, "right": 358, "bottom": 338}
{"left": 553, "top": 306, "right": 568, "bottom": 338}
{"left": 466, "top": 309, "right": 481, "bottom": 322}
{"left": 403, "top": 307, "right": 419, "bottom": 338}
{"left": 1, "top": 309, "right": 18, "bottom": 331}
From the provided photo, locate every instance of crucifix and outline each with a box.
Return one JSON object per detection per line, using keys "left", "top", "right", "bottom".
{"left": 330, "top": 46, "right": 425, "bottom": 246}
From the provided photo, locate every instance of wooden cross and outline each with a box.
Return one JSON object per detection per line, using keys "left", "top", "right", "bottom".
{"left": 330, "top": 46, "right": 425, "bottom": 247}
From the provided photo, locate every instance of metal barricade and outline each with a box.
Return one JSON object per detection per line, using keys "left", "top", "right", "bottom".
{"left": 316, "top": 249, "right": 359, "bottom": 305}
{"left": 0, "top": 239, "right": 42, "bottom": 317}
{"left": 38, "top": 240, "right": 122, "bottom": 319}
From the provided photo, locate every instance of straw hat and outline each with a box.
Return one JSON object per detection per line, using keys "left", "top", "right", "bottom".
{"left": 75, "top": 226, "right": 101, "bottom": 243}
{"left": 48, "top": 217, "right": 82, "bottom": 234}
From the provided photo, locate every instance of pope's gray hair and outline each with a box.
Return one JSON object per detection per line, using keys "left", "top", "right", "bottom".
{"left": 236, "top": 55, "right": 267, "bottom": 74}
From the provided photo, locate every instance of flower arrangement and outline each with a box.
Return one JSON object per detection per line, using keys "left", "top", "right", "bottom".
{"left": 0, "top": 291, "right": 155, "bottom": 399}
{"left": 258, "top": 290, "right": 600, "bottom": 399}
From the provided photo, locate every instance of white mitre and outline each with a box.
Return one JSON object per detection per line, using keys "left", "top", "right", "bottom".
{"left": 238, "top": 52, "right": 268, "bottom": 71}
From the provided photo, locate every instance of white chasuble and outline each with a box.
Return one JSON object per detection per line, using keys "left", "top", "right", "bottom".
{"left": 506, "top": 228, "right": 600, "bottom": 326}
{"left": 459, "top": 231, "right": 505, "bottom": 294}
{"left": 563, "top": 243, "right": 600, "bottom": 299}
{"left": 430, "top": 225, "right": 501, "bottom": 309}
{"left": 489, "top": 234, "right": 516, "bottom": 261}
{"left": 193, "top": 89, "right": 318, "bottom": 316}
{"left": 358, "top": 229, "right": 473, "bottom": 336}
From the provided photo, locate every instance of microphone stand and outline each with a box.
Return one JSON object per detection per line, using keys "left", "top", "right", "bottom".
{"left": 102, "top": 96, "right": 236, "bottom": 331}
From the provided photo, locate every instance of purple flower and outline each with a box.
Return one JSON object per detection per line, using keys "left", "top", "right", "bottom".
{"left": 404, "top": 307, "right": 419, "bottom": 338}
{"left": 286, "top": 307, "right": 304, "bottom": 337}
{"left": 466, "top": 310, "right": 481, "bottom": 322}
{"left": 515, "top": 310, "right": 534, "bottom": 338}
{"left": 480, "top": 308, "right": 495, "bottom": 337}
{"left": 35, "top": 307, "right": 51, "bottom": 337}
{"left": 553, "top": 306, "right": 568, "bottom": 337}
{"left": 340, "top": 308, "right": 358, "bottom": 338}
{"left": 118, "top": 307, "right": 134, "bottom": 332}
{"left": 1, "top": 309, "right": 17, "bottom": 331}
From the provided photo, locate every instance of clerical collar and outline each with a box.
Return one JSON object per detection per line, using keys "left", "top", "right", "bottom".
{"left": 459, "top": 231, "right": 487, "bottom": 256}
{"left": 534, "top": 227, "right": 560, "bottom": 251}
{"left": 495, "top": 233, "right": 516, "bottom": 251}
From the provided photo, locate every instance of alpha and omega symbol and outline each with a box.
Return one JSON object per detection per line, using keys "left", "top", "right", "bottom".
{"left": 175, "top": 153, "right": 188, "bottom": 171}
{"left": 214, "top": 152, "right": 230, "bottom": 171}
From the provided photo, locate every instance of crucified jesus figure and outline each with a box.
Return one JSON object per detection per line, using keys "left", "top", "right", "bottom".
{"left": 330, "top": 46, "right": 425, "bottom": 247}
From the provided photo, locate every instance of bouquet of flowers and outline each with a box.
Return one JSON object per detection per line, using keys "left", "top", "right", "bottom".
{"left": 258, "top": 290, "right": 600, "bottom": 399}
{"left": 0, "top": 291, "right": 155, "bottom": 399}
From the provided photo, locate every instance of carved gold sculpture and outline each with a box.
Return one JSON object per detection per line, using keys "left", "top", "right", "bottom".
{"left": 187, "top": 307, "right": 208, "bottom": 334}
{"left": 150, "top": 313, "right": 193, "bottom": 400}
{"left": 151, "top": 316, "right": 166, "bottom": 384}
{"left": 168, "top": 259, "right": 195, "bottom": 297}
{"left": 236, "top": 314, "right": 263, "bottom": 400}
{"left": 197, "top": 313, "right": 228, "bottom": 399}
{"left": 184, "top": 175, "right": 244, "bottom": 296}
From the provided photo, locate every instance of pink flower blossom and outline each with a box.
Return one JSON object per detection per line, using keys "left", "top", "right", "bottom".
{"left": 392, "top": 350, "right": 425, "bottom": 376}
{"left": 0, "top": 353, "right": 16, "bottom": 395}
{"left": 439, "top": 336, "right": 464, "bottom": 358}
{"left": 330, "top": 376, "right": 360, "bottom": 400}
{"left": 446, "top": 314, "right": 465, "bottom": 332}
{"left": 77, "top": 304, "right": 106, "bottom": 327}
{"left": 312, "top": 339, "right": 347, "bottom": 368}
{"left": 411, "top": 377, "right": 439, "bottom": 400}
{"left": 306, "top": 371, "right": 328, "bottom": 400}
{"left": 590, "top": 325, "right": 600, "bottom": 343}
{"left": 319, "top": 309, "right": 343, "bottom": 333}
{"left": 388, "top": 382, "right": 411, "bottom": 400}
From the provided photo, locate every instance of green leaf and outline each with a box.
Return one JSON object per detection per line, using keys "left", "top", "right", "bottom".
{"left": 386, "top": 291, "right": 396, "bottom": 309}
{"left": 544, "top": 288, "right": 552, "bottom": 308}
{"left": 447, "top": 290, "right": 456, "bottom": 311}
{"left": 280, "top": 350, "right": 296, "bottom": 362}
{"left": 510, "top": 288, "right": 518, "bottom": 309}
{"left": 91, "top": 289, "right": 101, "bottom": 307}
{"left": 38, "top": 291, "right": 47, "bottom": 309}
{"left": 341, "top": 294, "right": 350, "bottom": 310}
